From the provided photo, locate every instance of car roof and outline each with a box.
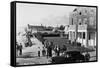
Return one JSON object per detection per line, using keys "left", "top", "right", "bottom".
{"left": 65, "top": 51, "right": 80, "bottom": 54}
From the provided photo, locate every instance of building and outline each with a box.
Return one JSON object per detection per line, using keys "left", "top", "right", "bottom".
{"left": 67, "top": 7, "right": 97, "bottom": 47}
{"left": 27, "top": 24, "right": 53, "bottom": 34}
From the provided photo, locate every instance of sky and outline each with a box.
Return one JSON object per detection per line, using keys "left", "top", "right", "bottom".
{"left": 16, "top": 3, "right": 76, "bottom": 32}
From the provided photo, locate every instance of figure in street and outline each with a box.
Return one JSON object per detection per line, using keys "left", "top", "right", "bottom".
{"left": 38, "top": 47, "right": 41, "bottom": 57}
{"left": 42, "top": 46, "right": 46, "bottom": 56}
{"left": 85, "top": 52, "right": 90, "bottom": 62}
{"left": 19, "top": 43, "right": 23, "bottom": 55}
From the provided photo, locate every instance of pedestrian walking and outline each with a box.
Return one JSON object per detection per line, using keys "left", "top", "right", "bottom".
{"left": 54, "top": 45, "right": 60, "bottom": 56}
{"left": 16, "top": 42, "right": 19, "bottom": 56}
{"left": 49, "top": 42, "right": 53, "bottom": 57}
{"left": 56, "top": 45, "right": 60, "bottom": 56}
{"left": 38, "top": 47, "right": 41, "bottom": 57}
{"left": 44, "top": 40, "right": 48, "bottom": 48}
{"left": 42, "top": 46, "right": 46, "bottom": 56}
{"left": 19, "top": 43, "right": 23, "bottom": 55}
{"left": 44, "top": 40, "right": 49, "bottom": 58}
{"left": 62, "top": 45, "right": 67, "bottom": 52}
{"left": 85, "top": 52, "right": 90, "bottom": 62}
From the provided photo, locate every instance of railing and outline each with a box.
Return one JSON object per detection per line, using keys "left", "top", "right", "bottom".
{"left": 68, "top": 24, "right": 96, "bottom": 31}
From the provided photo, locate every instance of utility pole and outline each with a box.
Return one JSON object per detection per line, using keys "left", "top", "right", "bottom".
{"left": 75, "top": 24, "right": 78, "bottom": 46}
{"left": 74, "top": 13, "right": 78, "bottom": 46}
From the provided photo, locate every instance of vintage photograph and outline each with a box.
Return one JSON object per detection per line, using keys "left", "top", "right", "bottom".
{"left": 16, "top": 2, "right": 97, "bottom": 65}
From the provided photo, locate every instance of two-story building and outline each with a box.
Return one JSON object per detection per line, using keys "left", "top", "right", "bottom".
{"left": 67, "top": 7, "right": 97, "bottom": 47}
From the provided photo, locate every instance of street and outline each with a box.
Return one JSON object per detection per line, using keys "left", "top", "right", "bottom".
{"left": 16, "top": 37, "right": 96, "bottom": 65}
{"left": 16, "top": 37, "right": 51, "bottom": 65}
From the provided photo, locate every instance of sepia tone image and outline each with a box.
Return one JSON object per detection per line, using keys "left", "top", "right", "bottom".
{"left": 16, "top": 3, "right": 97, "bottom": 65}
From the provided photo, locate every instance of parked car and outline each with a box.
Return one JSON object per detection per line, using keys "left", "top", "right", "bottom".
{"left": 50, "top": 51, "right": 85, "bottom": 64}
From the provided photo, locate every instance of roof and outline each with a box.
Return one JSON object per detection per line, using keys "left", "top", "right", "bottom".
{"left": 28, "top": 24, "right": 53, "bottom": 31}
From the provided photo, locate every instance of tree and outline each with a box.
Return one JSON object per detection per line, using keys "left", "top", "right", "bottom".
{"left": 59, "top": 25, "right": 65, "bottom": 30}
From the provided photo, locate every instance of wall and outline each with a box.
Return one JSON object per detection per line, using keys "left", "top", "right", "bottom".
{"left": 69, "top": 7, "right": 96, "bottom": 26}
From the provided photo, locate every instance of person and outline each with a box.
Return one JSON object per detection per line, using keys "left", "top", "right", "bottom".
{"left": 44, "top": 40, "right": 49, "bottom": 58}
{"left": 38, "top": 47, "right": 41, "bottom": 57}
{"left": 48, "top": 46, "right": 52, "bottom": 57}
{"left": 46, "top": 41, "right": 52, "bottom": 58}
{"left": 62, "top": 45, "right": 67, "bottom": 52}
{"left": 44, "top": 40, "right": 48, "bottom": 58}
{"left": 85, "top": 52, "right": 90, "bottom": 62}
{"left": 54, "top": 45, "right": 60, "bottom": 56}
{"left": 19, "top": 43, "right": 23, "bottom": 55}
{"left": 49, "top": 42, "right": 53, "bottom": 57}
{"left": 56, "top": 45, "right": 60, "bottom": 56}
{"left": 44, "top": 40, "right": 48, "bottom": 48}
{"left": 42, "top": 46, "right": 46, "bottom": 56}
{"left": 16, "top": 42, "right": 19, "bottom": 56}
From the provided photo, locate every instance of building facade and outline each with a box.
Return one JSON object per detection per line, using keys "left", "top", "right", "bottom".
{"left": 67, "top": 7, "right": 97, "bottom": 47}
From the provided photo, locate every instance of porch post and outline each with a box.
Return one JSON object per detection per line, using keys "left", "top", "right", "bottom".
{"left": 69, "top": 31, "right": 71, "bottom": 40}
{"left": 94, "top": 32, "right": 96, "bottom": 46}
{"left": 85, "top": 31, "right": 89, "bottom": 47}
{"left": 75, "top": 25, "right": 78, "bottom": 46}
{"left": 82, "top": 32, "right": 83, "bottom": 46}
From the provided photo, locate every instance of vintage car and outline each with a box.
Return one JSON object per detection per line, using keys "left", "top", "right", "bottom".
{"left": 50, "top": 51, "right": 85, "bottom": 64}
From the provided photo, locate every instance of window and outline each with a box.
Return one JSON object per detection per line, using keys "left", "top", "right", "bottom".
{"left": 83, "top": 18, "right": 88, "bottom": 24}
{"left": 83, "top": 32, "right": 85, "bottom": 39}
{"left": 89, "top": 33, "right": 91, "bottom": 40}
{"left": 78, "top": 32, "right": 81, "bottom": 38}
{"left": 78, "top": 19, "right": 82, "bottom": 25}
{"left": 79, "top": 12, "right": 82, "bottom": 15}
{"left": 79, "top": 23, "right": 81, "bottom": 25}
{"left": 72, "top": 18, "right": 73, "bottom": 25}
{"left": 85, "top": 10, "right": 87, "bottom": 13}
{"left": 89, "top": 17, "right": 94, "bottom": 26}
